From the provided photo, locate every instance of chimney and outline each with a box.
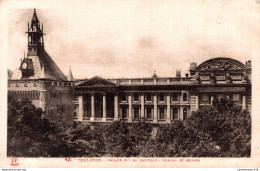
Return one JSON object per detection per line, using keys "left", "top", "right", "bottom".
{"left": 176, "top": 70, "right": 181, "bottom": 78}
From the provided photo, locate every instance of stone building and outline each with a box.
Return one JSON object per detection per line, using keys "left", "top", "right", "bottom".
{"left": 7, "top": 9, "right": 252, "bottom": 125}
{"left": 74, "top": 57, "right": 251, "bottom": 124}
{"left": 8, "top": 9, "right": 75, "bottom": 125}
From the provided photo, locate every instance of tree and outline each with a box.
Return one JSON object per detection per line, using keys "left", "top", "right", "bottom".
{"left": 7, "top": 98, "right": 84, "bottom": 157}
{"left": 104, "top": 120, "right": 153, "bottom": 157}
{"left": 155, "top": 98, "right": 251, "bottom": 157}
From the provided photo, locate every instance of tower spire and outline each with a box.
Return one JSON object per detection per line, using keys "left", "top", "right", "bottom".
{"left": 27, "top": 9, "right": 44, "bottom": 56}
{"left": 67, "top": 66, "right": 75, "bottom": 81}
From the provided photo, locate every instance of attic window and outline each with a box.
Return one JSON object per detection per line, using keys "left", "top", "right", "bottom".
{"left": 121, "top": 93, "right": 127, "bottom": 102}
{"left": 159, "top": 93, "right": 165, "bottom": 102}
{"left": 133, "top": 93, "right": 139, "bottom": 102}
{"left": 146, "top": 93, "right": 152, "bottom": 102}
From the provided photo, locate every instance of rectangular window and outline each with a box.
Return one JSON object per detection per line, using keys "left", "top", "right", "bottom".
{"left": 122, "top": 106, "right": 127, "bottom": 118}
{"left": 217, "top": 94, "right": 224, "bottom": 101}
{"left": 201, "top": 94, "right": 209, "bottom": 103}
{"left": 232, "top": 94, "right": 240, "bottom": 102}
{"left": 147, "top": 107, "right": 152, "bottom": 119}
{"left": 159, "top": 108, "right": 165, "bottom": 119}
{"left": 183, "top": 108, "right": 188, "bottom": 120}
{"left": 173, "top": 108, "right": 178, "bottom": 120}
{"left": 172, "top": 93, "right": 178, "bottom": 102}
{"left": 146, "top": 93, "right": 152, "bottom": 102}
{"left": 133, "top": 93, "right": 139, "bottom": 102}
{"left": 183, "top": 93, "right": 188, "bottom": 102}
{"left": 134, "top": 107, "right": 139, "bottom": 119}
{"left": 159, "top": 93, "right": 165, "bottom": 102}
{"left": 121, "top": 94, "right": 127, "bottom": 102}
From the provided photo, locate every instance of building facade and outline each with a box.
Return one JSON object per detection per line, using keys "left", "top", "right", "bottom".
{"left": 74, "top": 57, "right": 251, "bottom": 124}
{"left": 7, "top": 9, "right": 252, "bottom": 125}
{"left": 8, "top": 9, "right": 75, "bottom": 125}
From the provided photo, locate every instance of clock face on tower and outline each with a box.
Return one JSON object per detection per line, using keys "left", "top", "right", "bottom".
{"left": 22, "top": 62, "right": 27, "bottom": 69}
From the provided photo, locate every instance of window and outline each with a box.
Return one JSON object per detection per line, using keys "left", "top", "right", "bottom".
{"left": 146, "top": 107, "right": 152, "bottom": 119}
{"left": 33, "top": 81, "right": 37, "bottom": 87}
{"left": 216, "top": 94, "right": 224, "bottom": 101}
{"left": 122, "top": 106, "right": 127, "bottom": 118}
{"left": 232, "top": 94, "right": 240, "bottom": 102}
{"left": 57, "top": 104, "right": 65, "bottom": 113}
{"left": 172, "top": 93, "right": 178, "bottom": 102}
{"left": 121, "top": 94, "right": 127, "bottom": 102}
{"left": 159, "top": 108, "right": 165, "bottom": 119}
{"left": 134, "top": 107, "right": 139, "bottom": 119}
{"left": 24, "top": 82, "right": 28, "bottom": 87}
{"left": 201, "top": 94, "right": 209, "bottom": 103}
{"left": 173, "top": 108, "right": 178, "bottom": 120}
{"left": 183, "top": 108, "right": 188, "bottom": 120}
{"left": 16, "top": 82, "right": 19, "bottom": 87}
{"left": 146, "top": 93, "right": 152, "bottom": 102}
{"left": 159, "top": 93, "right": 165, "bottom": 102}
{"left": 133, "top": 93, "right": 139, "bottom": 102}
{"left": 183, "top": 93, "right": 188, "bottom": 102}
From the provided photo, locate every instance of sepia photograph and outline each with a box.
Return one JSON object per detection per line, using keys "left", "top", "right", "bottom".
{"left": 1, "top": 0, "right": 260, "bottom": 168}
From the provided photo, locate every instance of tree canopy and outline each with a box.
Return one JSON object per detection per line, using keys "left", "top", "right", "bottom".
{"left": 8, "top": 98, "right": 250, "bottom": 157}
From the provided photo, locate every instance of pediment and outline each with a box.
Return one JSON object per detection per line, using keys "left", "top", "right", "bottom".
{"left": 197, "top": 58, "right": 246, "bottom": 71}
{"left": 77, "top": 76, "right": 116, "bottom": 87}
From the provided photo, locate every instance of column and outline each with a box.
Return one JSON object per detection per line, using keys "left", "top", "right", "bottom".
{"left": 90, "top": 93, "right": 95, "bottom": 121}
{"left": 195, "top": 94, "right": 199, "bottom": 110}
{"left": 128, "top": 93, "right": 132, "bottom": 122}
{"left": 166, "top": 93, "right": 171, "bottom": 123}
{"left": 78, "top": 95, "right": 84, "bottom": 121}
{"left": 114, "top": 93, "right": 119, "bottom": 121}
{"left": 210, "top": 94, "right": 214, "bottom": 105}
{"left": 141, "top": 93, "right": 145, "bottom": 119}
{"left": 180, "top": 92, "right": 183, "bottom": 104}
{"left": 180, "top": 106, "right": 183, "bottom": 120}
{"left": 102, "top": 93, "right": 107, "bottom": 121}
{"left": 153, "top": 93, "right": 158, "bottom": 123}
{"left": 242, "top": 94, "right": 246, "bottom": 110}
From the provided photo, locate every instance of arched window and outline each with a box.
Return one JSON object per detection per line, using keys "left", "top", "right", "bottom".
{"left": 183, "top": 93, "right": 188, "bottom": 102}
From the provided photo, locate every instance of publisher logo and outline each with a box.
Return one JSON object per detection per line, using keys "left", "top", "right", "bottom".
{"left": 10, "top": 157, "right": 19, "bottom": 166}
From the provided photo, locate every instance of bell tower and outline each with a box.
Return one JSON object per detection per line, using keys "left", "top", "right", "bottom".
{"left": 26, "top": 9, "right": 45, "bottom": 57}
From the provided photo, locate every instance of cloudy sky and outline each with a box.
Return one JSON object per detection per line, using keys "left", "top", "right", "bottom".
{"left": 6, "top": 0, "right": 260, "bottom": 79}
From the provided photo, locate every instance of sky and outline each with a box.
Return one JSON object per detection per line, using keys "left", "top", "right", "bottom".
{"left": 6, "top": 0, "right": 260, "bottom": 79}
